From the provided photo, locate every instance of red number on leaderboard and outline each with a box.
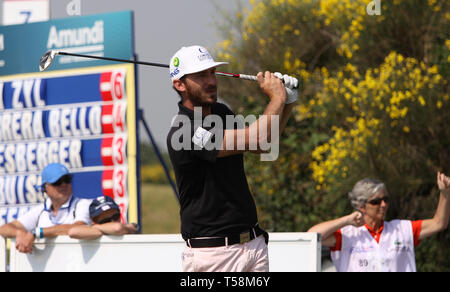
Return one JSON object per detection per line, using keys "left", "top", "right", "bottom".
{"left": 114, "top": 169, "right": 125, "bottom": 198}
{"left": 114, "top": 103, "right": 125, "bottom": 132}
{"left": 114, "top": 72, "right": 123, "bottom": 100}
{"left": 100, "top": 70, "right": 126, "bottom": 101}
{"left": 114, "top": 137, "right": 124, "bottom": 165}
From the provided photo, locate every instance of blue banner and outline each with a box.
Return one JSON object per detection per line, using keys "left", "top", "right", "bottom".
{"left": 0, "top": 11, "right": 139, "bottom": 225}
{"left": 0, "top": 11, "right": 134, "bottom": 75}
{"left": 0, "top": 66, "right": 133, "bottom": 223}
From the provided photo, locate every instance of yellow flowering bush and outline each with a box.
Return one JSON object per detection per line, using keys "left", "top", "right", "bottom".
{"left": 309, "top": 52, "right": 447, "bottom": 190}
{"left": 214, "top": 0, "right": 449, "bottom": 270}
{"left": 315, "top": 0, "right": 367, "bottom": 60}
{"left": 141, "top": 165, "right": 175, "bottom": 185}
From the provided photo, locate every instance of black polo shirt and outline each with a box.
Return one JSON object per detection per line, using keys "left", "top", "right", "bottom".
{"left": 167, "top": 101, "right": 258, "bottom": 240}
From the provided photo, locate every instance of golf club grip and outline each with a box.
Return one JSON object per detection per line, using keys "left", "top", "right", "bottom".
{"left": 237, "top": 74, "right": 258, "bottom": 82}
{"left": 216, "top": 71, "right": 299, "bottom": 89}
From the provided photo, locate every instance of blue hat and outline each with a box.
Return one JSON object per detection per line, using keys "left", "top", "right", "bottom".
{"left": 89, "top": 196, "right": 120, "bottom": 219}
{"left": 41, "top": 163, "right": 70, "bottom": 186}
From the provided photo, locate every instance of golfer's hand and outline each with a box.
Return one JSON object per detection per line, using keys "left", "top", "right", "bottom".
{"left": 437, "top": 172, "right": 450, "bottom": 197}
{"left": 15, "top": 229, "right": 35, "bottom": 254}
{"left": 257, "top": 71, "right": 286, "bottom": 103}
{"left": 347, "top": 211, "right": 365, "bottom": 227}
{"left": 274, "top": 72, "right": 298, "bottom": 104}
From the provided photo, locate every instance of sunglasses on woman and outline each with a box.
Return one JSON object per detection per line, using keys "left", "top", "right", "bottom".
{"left": 367, "top": 196, "right": 389, "bottom": 205}
{"left": 51, "top": 175, "right": 72, "bottom": 186}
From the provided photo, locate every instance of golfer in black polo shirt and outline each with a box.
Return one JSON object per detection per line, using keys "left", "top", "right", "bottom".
{"left": 167, "top": 45, "right": 298, "bottom": 272}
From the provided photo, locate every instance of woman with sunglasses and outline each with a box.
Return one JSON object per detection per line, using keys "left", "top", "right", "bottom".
{"left": 68, "top": 196, "right": 137, "bottom": 240}
{"left": 308, "top": 172, "right": 450, "bottom": 272}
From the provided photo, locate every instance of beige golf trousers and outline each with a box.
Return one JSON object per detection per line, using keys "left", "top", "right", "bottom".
{"left": 182, "top": 235, "right": 269, "bottom": 272}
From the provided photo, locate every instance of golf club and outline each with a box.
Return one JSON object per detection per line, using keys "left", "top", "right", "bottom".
{"left": 39, "top": 50, "right": 298, "bottom": 88}
{"left": 39, "top": 50, "right": 168, "bottom": 71}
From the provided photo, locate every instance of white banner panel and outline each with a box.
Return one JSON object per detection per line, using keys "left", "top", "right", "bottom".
{"left": 3, "top": 0, "right": 50, "bottom": 25}
{"left": 9, "top": 233, "right": 321, "bottom": 272}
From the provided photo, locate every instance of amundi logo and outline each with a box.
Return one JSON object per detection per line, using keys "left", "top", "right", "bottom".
{"left": 47, "top": 21, "right": 104, "bottom": 48}
{"left": 46, "top": 21, "right": 104, "bottom": 64}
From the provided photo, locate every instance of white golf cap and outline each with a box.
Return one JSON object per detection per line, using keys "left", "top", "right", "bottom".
{"left": 169, "top": 45, "right": 228, "bottom": 81}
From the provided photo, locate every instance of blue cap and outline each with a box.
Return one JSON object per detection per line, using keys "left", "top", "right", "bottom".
{"left": 89, "top": 196, "right": 120, "bottom": 219}
{"left": 41, "top": 163, "right": 70, "bottom": 186}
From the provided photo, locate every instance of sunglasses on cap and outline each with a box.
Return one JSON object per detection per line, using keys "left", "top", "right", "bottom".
{"left": 367, "top": 196, "right": 389, "bottom": 205}
{"left": 51, "top": 175, "right": 72, "bottom": 187}
{"left": 96, "top": 213, "right": 121, "bottom": 224}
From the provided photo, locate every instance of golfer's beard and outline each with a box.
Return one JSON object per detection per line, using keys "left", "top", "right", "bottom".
{"left": 186, "top": 84, "right": 217, "bottom": 106}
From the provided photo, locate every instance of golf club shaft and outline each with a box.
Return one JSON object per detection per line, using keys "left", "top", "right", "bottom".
{"left": 53, "top": 51, "right": 298, "bottom": 88}
{"left": 56, "top": 51, "right": 261, "bottom": 82}
{"left": 58, "top": 51, "right": 169, "bottom": 68}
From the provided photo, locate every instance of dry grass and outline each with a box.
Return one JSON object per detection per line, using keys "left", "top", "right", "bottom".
{"left": 140, "top": 183, "right": 180, "bottom": 234}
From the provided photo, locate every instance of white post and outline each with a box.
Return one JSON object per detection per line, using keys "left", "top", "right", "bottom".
{"left": 0, "top": 236, "right": 6, "bottom": 272}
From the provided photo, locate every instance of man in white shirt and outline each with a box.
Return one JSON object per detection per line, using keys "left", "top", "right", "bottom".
{"left": 0, "top": 163, "right": 91, "bottom": 254}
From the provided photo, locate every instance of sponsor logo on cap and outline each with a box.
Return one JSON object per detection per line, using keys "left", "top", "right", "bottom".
{"left": 170, "top": 68, "right": 180, "bottom": 78}
{"left": 198, "top": 52, "right": 212, "bottom": 62}
{"left": 173, "top": 57, "right": 180, "bottom": 67}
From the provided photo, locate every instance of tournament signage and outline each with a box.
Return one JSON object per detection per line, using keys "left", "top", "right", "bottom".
{"left": 2, "top": 0, "right": 50, "bottom": 25}
{"left": 0, "top": 11, "right": 134, "bottom": 75}
{"left": 0, "top": 11, "right": 140, "bottom": 225}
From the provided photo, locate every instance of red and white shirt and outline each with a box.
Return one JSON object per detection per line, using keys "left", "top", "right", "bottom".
{"left": 330, "top": 220, "right": 422, "bottom": 272}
